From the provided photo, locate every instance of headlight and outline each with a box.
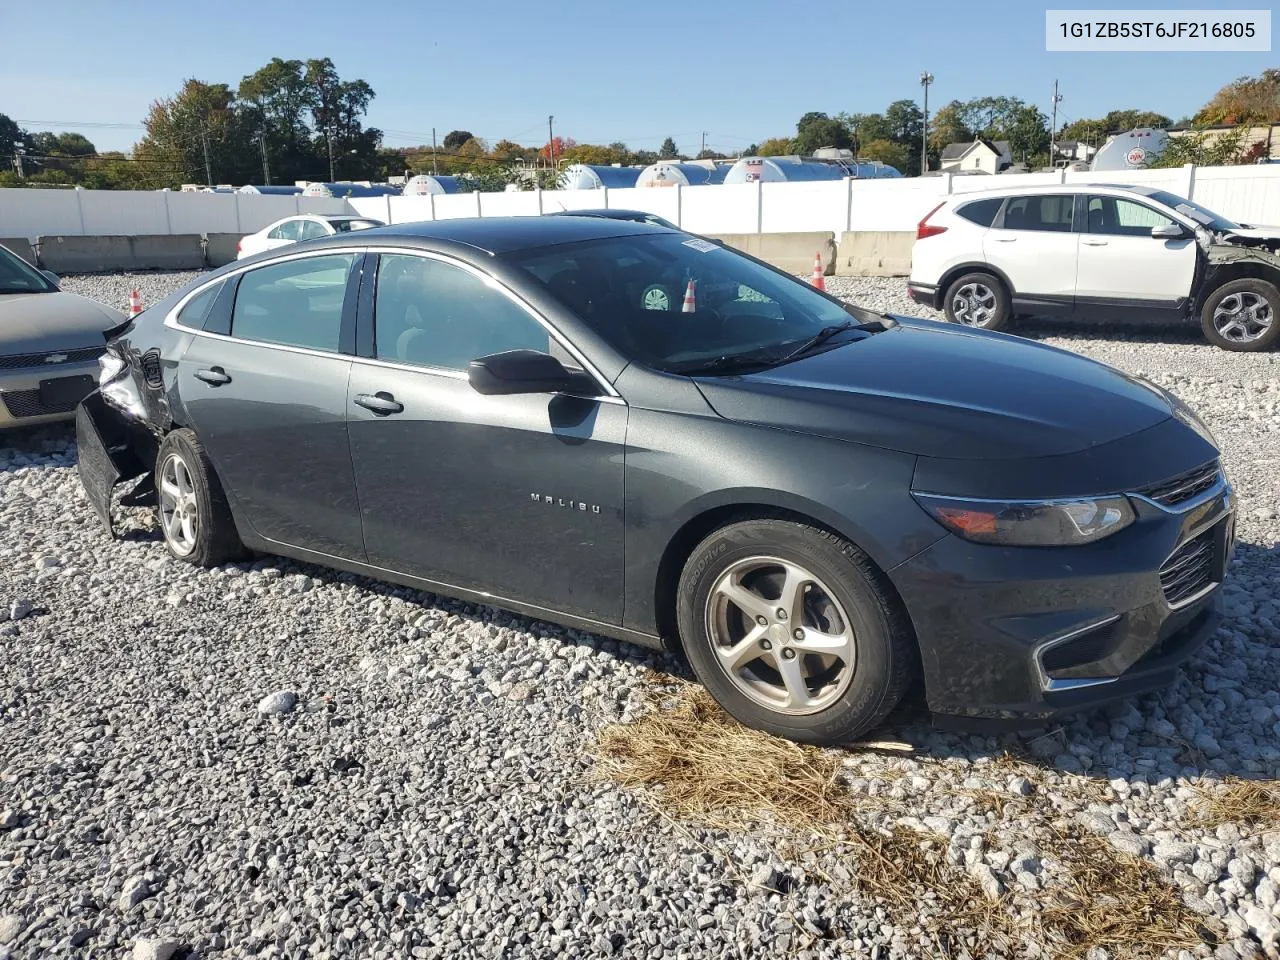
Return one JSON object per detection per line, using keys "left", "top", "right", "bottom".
{"left": 98, "top": 350, "right": 127, "bottom": 385}
{"left": 913, "top": 493, "right": 1135, "bottom": 547}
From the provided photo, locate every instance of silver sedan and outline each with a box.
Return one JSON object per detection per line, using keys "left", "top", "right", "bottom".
{"left": 0, "top": 245, "right": 125, "bottom": 429}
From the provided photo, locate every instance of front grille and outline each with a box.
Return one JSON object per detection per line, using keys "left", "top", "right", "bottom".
{"left": 1159, "top": 529, "right": 1216, "bottom": 607}
{"left": 2, "top": 389, "right": 82, "bottom": 419}
{"left": 0, "top": 345, "right": 106, "bottom": 371}
{"left": 1137, "top": 461, "right": 1221, "bottom": 508}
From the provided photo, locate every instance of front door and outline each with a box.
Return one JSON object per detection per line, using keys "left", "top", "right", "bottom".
{"left": 346, "top": 251, "right": 627, "bottom": 623}
{"left": 982, "top": 193, "right": 1079, "bottom": 315}
{"left": 1075, "top": 194, "right": 1198, "bottom": 319}
{"left": 176, "top": 251, "right": 367, "bottom": 560}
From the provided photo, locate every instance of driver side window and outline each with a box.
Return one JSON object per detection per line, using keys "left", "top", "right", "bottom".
{"left": 373, "top": 254, "right": 550, "bottom": 371}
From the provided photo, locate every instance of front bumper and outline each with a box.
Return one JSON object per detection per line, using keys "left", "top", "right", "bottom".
{"left": 0, "top": 361, "right": 100, "bottom": 428}
{"left": 891, "top": 469, "right": 1235, "bottom": 727}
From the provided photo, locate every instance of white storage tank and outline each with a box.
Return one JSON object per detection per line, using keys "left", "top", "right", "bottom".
{"left": 402, "top": 174, "right": 464, "bottom": 196}
{"left": 1090, "top": 129, "right": 1168, "bottom": 171}
{"left": 723, "top": 156, "right": 850, "bottom": 184}
{"left": 559, "top": 164, "right": 642, "bottom": 190}
{"left": 635, "top": 162, "right": 730, "bottom": 187}
{"left": 236, "top": 184, "right": 303, "bottom": 195}
{"left": 301, "top": 181, "right": 402, "bottom": 198}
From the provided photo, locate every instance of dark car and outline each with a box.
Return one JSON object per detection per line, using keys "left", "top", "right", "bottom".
{"left": 77, "top": 216, "right": 1235, "bottom": 745}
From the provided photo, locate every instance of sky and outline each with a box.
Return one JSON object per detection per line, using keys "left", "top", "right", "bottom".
{"left": 2, "top": 0, "right": 1275, "bottom": 156}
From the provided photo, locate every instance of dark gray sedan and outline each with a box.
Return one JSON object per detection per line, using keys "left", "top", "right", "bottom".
{"left": 77, "top": 216, "right": 1234, "bottom": 744}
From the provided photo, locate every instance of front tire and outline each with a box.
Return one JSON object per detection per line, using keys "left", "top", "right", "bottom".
{"left": 676, "top": 519, "right": 917, "bottom": 745}
{"left": 155, "top": 429, "right": 245, "bottom": 566}
{"left": 943, "top": 272, "right": 1011, "bottom": 331}
{"left": 1200, "top": 278, "right": 1280, "bottom": 351}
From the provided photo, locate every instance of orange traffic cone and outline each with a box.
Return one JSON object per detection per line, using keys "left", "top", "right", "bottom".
{"left": 682, "top": 278, "right": 697, "bottom": 313}
{"left": 128, "top": 289, "right": 142, "bottom": 316}
{"left": 811, "top": 252, "right": 825, "bottom": 291}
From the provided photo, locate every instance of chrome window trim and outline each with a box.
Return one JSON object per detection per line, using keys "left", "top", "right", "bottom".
{"left": 369, "top": 246, "right": 620, "bottom": 399}
{"left": 164, "top": 244, "right": 622, "bottom": 401}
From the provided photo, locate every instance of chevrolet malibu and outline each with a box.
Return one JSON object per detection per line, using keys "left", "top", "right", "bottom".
{"left": 77, "top": 216, "right": 1235, "bottom": 745}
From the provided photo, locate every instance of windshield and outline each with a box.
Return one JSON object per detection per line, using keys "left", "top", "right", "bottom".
{"left": 332, "top": 219, "right": 382, "bottom": 232}
{"left": 1145, "top": 190, "right": 1239, "bottom": 231}
{"left": 507, "top": 234, "right": 877, "bottom": 373}
{"left": 0, "top": 247, "right": 56, "bottom": 294}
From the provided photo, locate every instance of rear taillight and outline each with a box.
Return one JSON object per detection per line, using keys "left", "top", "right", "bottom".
{"left": 236, "top": 239, "right": 242, "bottom": 251}
{"left": 916, "top": 202, "right": 948, "bottom": 240}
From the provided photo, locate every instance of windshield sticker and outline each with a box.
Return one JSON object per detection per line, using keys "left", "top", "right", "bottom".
{"left": 682, "top": 238, "right": 718, "bottom": 253}
{"left": 1175, "top": 203, "right": 1211, "bottom": 225}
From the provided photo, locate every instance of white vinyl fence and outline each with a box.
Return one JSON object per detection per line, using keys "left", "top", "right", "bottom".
{"left": 3, "top": 164, "right": 1279, "bottom": 241}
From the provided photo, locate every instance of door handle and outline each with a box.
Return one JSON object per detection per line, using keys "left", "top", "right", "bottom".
{"left": 353, "top": 392, "right": 404, "bottom": 416}
{"left": 194, "top": 367, "right": 231, "bottom": 386}
{"left": 990, "top": 237, "right": 1017, "bottom": 242}
{"left": 1082, "top": 239, "right": 1108, "bottom": 246}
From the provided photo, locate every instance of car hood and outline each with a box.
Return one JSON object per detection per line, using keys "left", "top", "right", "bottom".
{"left": 0, "top": 291, "right": 124, "bottom": 351}
{"left": 693, "top": 318, "right": 1173, "bottom": 460}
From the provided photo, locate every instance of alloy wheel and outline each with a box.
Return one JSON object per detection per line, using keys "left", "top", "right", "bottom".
{"left": 704, "top": 556, "right": 856, "bottom": 715}
{"left": 951, "top": 282, "right": 997, "bottom": 326}
{"left": 159, "top": 453, "right": 199, "bottom": 556}
{"left": 1213, "top": 291, "right": 1273, "bottom": 344}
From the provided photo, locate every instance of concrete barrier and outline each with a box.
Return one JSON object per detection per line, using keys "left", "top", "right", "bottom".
{"left": 703, "top": 232, "right": 836, "bottom": 275}
{"left": 205, "top": 234, "right": 242, "bottom": 267}
{"left": 835, "top": 231, "right": 914, "bottom": 277}
{"left": 36, "top": 234, "right": 206, "bottom": 273}
{"left": 0, "top": 238, "right": 36, "bottom": 265}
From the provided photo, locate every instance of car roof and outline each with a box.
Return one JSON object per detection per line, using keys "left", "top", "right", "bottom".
{"left": 947, "top": 182, "right": 1160, "bottom": 202}
{"left": 345, "top": 215, "right": 678, "bottom": 254}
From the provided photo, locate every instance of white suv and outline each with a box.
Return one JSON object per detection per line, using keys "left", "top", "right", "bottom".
{"left": 907, "top": 184, "right": 1280, "bottom": 351}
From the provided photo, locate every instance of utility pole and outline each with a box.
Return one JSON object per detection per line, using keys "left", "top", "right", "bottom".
{"left": 547, "top": 115, "right": 555, "bottom": 168}
{"left": 257, "top": 130, "right": 270, "bottom": 185}
{"left": 919, "top": 72, "right": 934, "bottom": 175}
{"left": 326, "top": 125, "right": 335, "bottom": 182}
{"left": 1050, "top": 79, "right": 1064, "bottom": 168}
{"left": 13, "top": 141, "right": 23, "bottom": 179}
{"left": 701, "top": 131, "right": 707, "bottom": 156}
{"left": 201, "top": 124, "right": 212, "bottom": 187}
{"left": 431, "top": 128, "right": 439, "bottom": 175}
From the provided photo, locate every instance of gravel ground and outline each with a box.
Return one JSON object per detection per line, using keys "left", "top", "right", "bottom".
{"left": 0, "top": 271, "right": 1277, "bottom": 959}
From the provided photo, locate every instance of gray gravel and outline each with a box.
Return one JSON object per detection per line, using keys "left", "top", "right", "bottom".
{"left": 1, "top": 270, "right": 1278, "bottom": 958}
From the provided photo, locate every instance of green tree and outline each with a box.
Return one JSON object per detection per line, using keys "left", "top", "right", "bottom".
{"left": 838, "top": 113, "right": 892, "bottom": 151}
{"left": 1006, "top": 105, "right": 1049, "bottom": 161}
{"left": 491, "top": 139, "right": 528, "bottom": 162}
{"left": 239, "top": 58, "right": 317, "bottom": 182}
{"left": 1152, "top": 124, "right": 1253, "bottom": 167}
{"left": 793, "top": 111, "right": 851, "bottom": 154}
{"left": 1101, "top": 109, "right": 1172, "bottom": 131}
{"left": 755, "top": 137, "right": 793, "bottom": 156}
{"left": 858, "top": 139, "right": 908, "bottom": 171}
{"left": 928, "top": 100, "right": 973, "bottom": 153}
{"left": 0, "top": 113, "right": 23, "bottom": 169}
{"left": 658, "top": 136, "right": 679, "bottom": 159}
{"left": 135, "top": 79, "right": 252, "bottom": 187}
{"left": 883, "top": 100, "right": 924, "bottom": 146}
{"left": 442, "top": 130, "right": 475, "bottom": 150}
{"left": 1195, "top": 69, "right": 1280, "bottom": 124}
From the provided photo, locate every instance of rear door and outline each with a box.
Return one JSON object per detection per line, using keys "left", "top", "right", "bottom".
{"left": 981, "top": 193, "right": 1079, "bottom": 316}
{"left": 345, "top": 250, "right": 627, "bottom": 623}
{"left": 265, "top": 219, "right": 303, "bottom": 250}
{"left": 175, "top": 250, "right": 368, "bottom": 560}
{"left": 1075, "top": 194, "right": 1197, "bottom": 320}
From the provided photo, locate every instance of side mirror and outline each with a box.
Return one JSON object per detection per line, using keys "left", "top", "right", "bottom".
{"left": 468, "top": 349, "right": 594, "bottom": 396}
{"left": 41, "top": 270, "right": 60, "bottom": 287}
{"left": 1151, "top": 223, "right": 1187, "bottom": 240}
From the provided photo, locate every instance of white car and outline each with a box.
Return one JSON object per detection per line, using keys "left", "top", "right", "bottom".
{"left": 237, "top": 215, "right": 385, "bottom": 259}
{"left": 908, "top": 184, "right": 1280, "bottom": 351}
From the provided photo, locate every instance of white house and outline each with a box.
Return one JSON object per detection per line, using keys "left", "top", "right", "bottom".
{"left": 938, "top": 139, "right": 1013, "bottom": 175}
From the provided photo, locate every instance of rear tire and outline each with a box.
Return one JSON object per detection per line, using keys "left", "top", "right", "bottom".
{"left": 1200, "top": 278, "right": 1280, "bottom": 352}
{"left": 155, "top": 429, "right": 246, "bottom": 566}
{"left": 943, "top": 272, "right": 1011, "bottom": 331}
{"left": 676, "top": 519, "right": 917, "bottom": 745}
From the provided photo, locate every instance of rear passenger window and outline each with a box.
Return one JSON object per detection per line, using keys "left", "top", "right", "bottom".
{"left": 956, "top": 197, "right": 1004, "bottom": 227}
{"left": 231, "top": 254, "right": 355, "bottom": 352}
{"left": 1000, "top": 195, "right": 1074, "bottom": 233}
{"left": 267, "top": 221, "right": 299, "bottom": 241}
{"left": 176, "top": 281, "right": 222, "bottom": 329}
